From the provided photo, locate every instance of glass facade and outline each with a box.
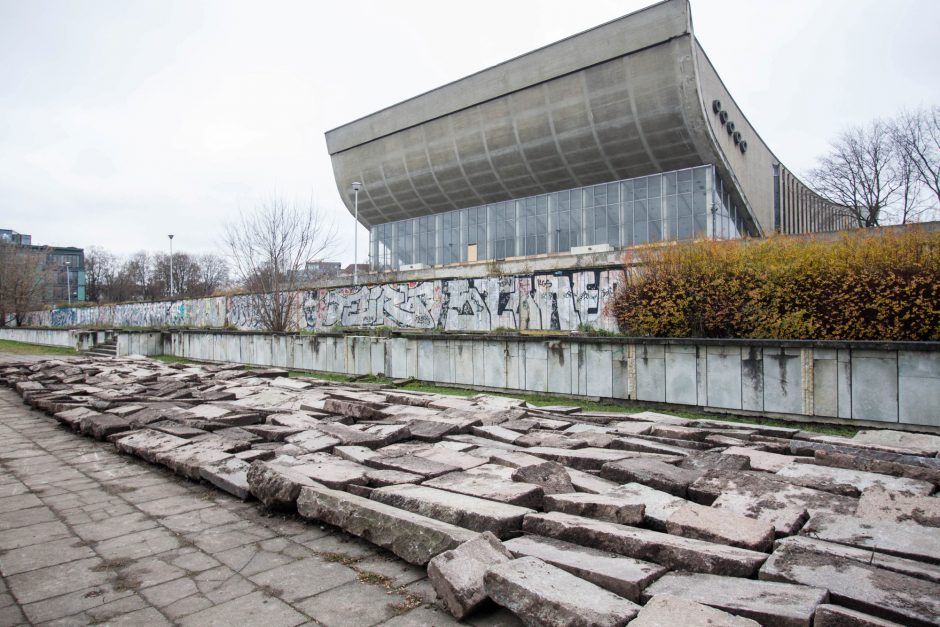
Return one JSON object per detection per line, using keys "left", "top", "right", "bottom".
{"left": 370, "top": 164, "right": 750, "bottom": 270}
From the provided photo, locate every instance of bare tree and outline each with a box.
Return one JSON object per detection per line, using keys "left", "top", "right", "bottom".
{"left": 84, "top": 245, "right": 117, "bottom": 302}
{"left": 223, "top": 197, "right": 336, "bottom": 332}
{"left": 809, "top": 120, "right": 903, "bottom": 227}
{"left": 195, "top": 253, "right": 229, "bottom": 296}
{"left": 892, "top": 106, "right": 940, "bottom": 213}
{"left": 0, "top": 243, "right": 53, "bottom": 326}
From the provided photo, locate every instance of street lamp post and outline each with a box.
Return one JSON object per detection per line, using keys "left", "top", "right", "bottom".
{"left": 168, "top": 234, "right": 175, "bottom": 297}
{"left": 65, "top": 260, "right": 71, "bottom": 306}
{"left": 351, "top": 182, "right": 362, "bottom": 285}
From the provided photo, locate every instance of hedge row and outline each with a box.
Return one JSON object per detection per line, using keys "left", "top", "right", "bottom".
{"left": 612, "top": 229, "right": 940, "bottom": 341}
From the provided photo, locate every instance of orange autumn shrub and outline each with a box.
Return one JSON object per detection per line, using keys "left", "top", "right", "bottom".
{"left": 612, "top": 228, "right": 940, "bottom": 341}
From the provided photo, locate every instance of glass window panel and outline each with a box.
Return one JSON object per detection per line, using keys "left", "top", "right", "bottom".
{"left": 693, "top": 166, "right": 707, "bottom": 193}
{"left": 662, "top": 219, "right": 676, "bottom": 241}
{"left": 694, "top": 213, "right": 708, "bottom": 237}
{"left": 663, "top": 172, "right": 677, "bottom": 196}
{"left": 678, "top": 217, "right": 693, "bottom": 240}
{"left": 621, "top": 180, "right": 633, "bottom": 202}
{"left": 634, "top": 220, "right": 648, "bottom": 244}
{"left": 607, "top": 183, "right": 620, "bottom": 203}
{"left": 647, "top": 175, "right": 661, "bottom": 198}
{"left": 648, "top": 220, "right": 662, "bottom": 243}
{"left": 635, "top": 199, "right": 648, "bottom": 222}
{"left": 677, "top": 169, "right": 693, "bottom": 194}
{"left": 608, "top": 226, "right": 619, "bottom": 247}
{"left": 607, "top": 206, "right": 619, "bottom": 227}
{"left": 594, "top": 185, "right": 606, "bottom": 207}
{"left": 634, "top": 177, "right": 647, "bottom": 200}
{"left": 665, "top": 194, "right": 678, "bottom": 222}
{"left": 680, "top": 192, "right": 694, "bottom": 217}
{"left": 647, "top": 196, "right": 662, "bottom": 221}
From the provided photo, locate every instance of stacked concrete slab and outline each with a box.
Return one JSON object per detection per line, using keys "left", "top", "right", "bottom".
{"left": 2, "top": 355, "right": 939, "bottom": 626}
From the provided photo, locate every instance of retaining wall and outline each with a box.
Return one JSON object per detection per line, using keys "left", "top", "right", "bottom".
{"left": 148, "top": 330, "right": 939, "bottom": 429}
{"left": 12, "top": 267, "right": 623, "bottom": 333}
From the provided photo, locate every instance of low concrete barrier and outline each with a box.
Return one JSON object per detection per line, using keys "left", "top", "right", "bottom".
{"left": 0, "top": 327, "right": 78, "bottom": 349}
{"left": 146, "top": 330, "right": 938, "bottom": 430}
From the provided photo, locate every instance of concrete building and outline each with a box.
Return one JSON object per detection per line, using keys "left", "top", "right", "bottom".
{"left": 326, "top": 0, "right": 849, "bottom": 271}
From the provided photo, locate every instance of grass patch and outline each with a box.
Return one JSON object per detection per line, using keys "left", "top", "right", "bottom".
{"left": 0, "top": 339, "right": 77, "bottom": 355}
{"left": 356, "top": 570, "right": 394, "bottom": 588}
{"left": 317, "top": 551, "right": 362, "bottom": 566}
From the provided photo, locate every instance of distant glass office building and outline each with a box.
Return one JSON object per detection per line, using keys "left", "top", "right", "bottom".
{"left": 327, "top": 0, "right": 850, "bottom": 271}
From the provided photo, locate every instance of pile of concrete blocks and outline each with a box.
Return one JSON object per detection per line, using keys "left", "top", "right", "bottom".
{"left": 2, "top": 355, "right": 940, "bottom": 626}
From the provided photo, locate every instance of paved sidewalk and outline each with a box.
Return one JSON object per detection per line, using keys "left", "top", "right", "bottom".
{"left": 0, "top": 385, "right": 518, "bottom": 626}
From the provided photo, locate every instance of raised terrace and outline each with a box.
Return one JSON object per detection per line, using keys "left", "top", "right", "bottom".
{"left": 1, "top": 354, "right": 938, "bottom": 625}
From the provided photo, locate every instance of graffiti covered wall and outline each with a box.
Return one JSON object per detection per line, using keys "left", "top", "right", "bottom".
{"left": 17, "top": 269, "right": 624, "bottom": 333}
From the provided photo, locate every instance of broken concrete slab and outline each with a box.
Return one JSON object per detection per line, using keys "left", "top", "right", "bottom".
{"left": 363, "top": 469, "right": 423, "bottom": 487}
{"left": 156, "top": 444, "right": 233, "bottom": 480}
{"left": 483, "top": 556, "right": 640, "bottom": 627}
{"left": 813, "top": 604, "right": 906, "bottom": 627}
{"left": 245, "top": 460, "right": 321, "bottom": 509}
{"left": 608, "top": 437, "right": 691, "bottom": 457}
{"left": 334, "top": 445, "right": 377, "bottom": 464}
{"left": 424, "top": 470, "right": 544, "bottom": 509}
{"left": 241, "top": 424, "right": 303, "bottom": 441}
{"left": 113, "top": 429, "right": 191, "bottom": 463}
{"left": 199, "top": 456, "right": 251, "bottom": 499}
{"left": 283, "top": 429, "right": 341, "bottom": 454}
{"left": 852, "top": 429, "right": 940, "bottom": 456}
{"left": 413, "top": 446, "right": 487, "bottom": 471}
{"left": 813, "top": 449, "right": 940, "bottom": 486}
{"left": 370, "top": 483, "right": 534, "bottom": 538}
{"left": 759, "top": 539, "right": 940, "bottom": 626}
{"left": 665, "top": 504, "right": 775, "bottom": 551}
{"left": 721, "top": 446, "right": 797, "bottom": 472}
{"left": 290, "top": 453, "right": 370, "bottom": 491}
{"left": 643, "top": 571, "right": 828, "bottom": 627}
{"left": 469, "top": 447, "right": 546, "bottom": 469}
{"left": 800, "top": 513, "right": 940, "bottom": 563}
{"left": 523, "top": 446, "right": 635, "bottom": 471}
{"left": 678, "top": 450, "right": 751, "bottom": 474}
{"left": 79, "top": 413, "right": 131, "bottom": 440}
{"left": 690, "top": 470, "right": 855, "bottom": 534}
{"left": 427, "top": 532, "right": 513, "bottom": 619}
{"left": 523, "top": 512, "right": 767, "bottom": 577}
{"left": 566, "top": 468, "right": 620, "bottom": 495}
{"left": 773, "top": 536, "right": 940, "bottom": 585}
{"left": 542, "top": 492, "right": 645, "bottom": 526}
{"left": 776, "top": 463, "right": 934, "bottom": 497}
{"left": 604, "top": 483, "right": 686, "bottom": 531}
{"left": 502, "top": 535, "right": 665, "bottom": 603}
{"left": 368, "top": 454, "right": 459, "bottom": 479}
{"left": 855, "top": 486, "right": 940, "bottom": 527}
{"left": 600, "top": 459, "right": 699, "bottom": 497}
{"left": 511, "top": 461, "right": 575, "bottom": 495}
{"left": 471, "top": 425, "right": 523, "bottom": 444}
{"left": 296, "top": 484, "right": 476, "bottom": 565}
{"left": 629, "top": 594, "right": 759, "bottom": 627}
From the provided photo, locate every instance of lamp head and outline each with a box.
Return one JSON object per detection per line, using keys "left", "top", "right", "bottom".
{"left": 351, "top": 181, "right": 362, "bottom": 192}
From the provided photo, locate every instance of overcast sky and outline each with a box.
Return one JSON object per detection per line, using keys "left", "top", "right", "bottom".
{"left": 1, "top": 0, "right": 938, "bottom": 263}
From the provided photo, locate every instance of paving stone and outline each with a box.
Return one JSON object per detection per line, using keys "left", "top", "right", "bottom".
{"left": 427, "top": 531, "right": 513, "bottom": 619}
{"left": 424, "top": 470, "right": 544, "bottom": 508}
{"left": 334, "top": 445, "right": 377, "bottom": 464}
{"left": 542, "top": 492, "right": 646, "bottom": 525}
{"left": 852, "top": 429, "right": 940, "bottom": 456}
{"left": 283, "top": 429, "right": 341, "bottom": 453}
{"left": 267, "top": 412, "right": 323, "bottom": 430}
{"left": 813, "top": 449, "right": 940, "bottom": 486}
{"left": 629, "top": 594, "right": 760, "bottom": 627}
{"left": 248, "top": 556, "right": 358, "bottom": 602}
{"left": 776, "top": 463, "right": 934, "bottom": 497}
{"left": 855, "top": 485, "right": 940, "bottom": 526}
{"left": 566, "top": 467, "right": 620, "bottom": 494}
{"left": 296, "top": 484, "right": 477, "bottom": 565}
{"left": 720, "top": 446, "right": 797, "bottom": 472}
{"left": 671, "top": 494, "right": 776, "bottom": 545}
{"left": 510, "top": 461, "right": 575, "bottom": 495}
{"left": 246, "top": 460, "right": 321, "bottom": 509}
{"left": 178, "top": 589, "right": 306, "bottom": 627}
{"left": 199, "top": 457, "right": 251, "bottom": 499}
{"left": 471, "top": 425, "right": 522, "bottom": 444}
{"left": 643, "top": 571, "right": 828, "bottom": 627}
{"left": 80, "top": 413, "right": 132, "bottom": 439}
{"left": 294, "top": 579, "right": 399, "bottom": 627}
{"left": 483, "top": 556, "right": 640, "bottom": 627}
{"left": 315, "top": 422, "right": 411, "bottom": 448}
{"left": 0, "top": 535, "right": 96, "bottom": 574}
{"left": 678, "top": 450, "right": 751, "bottom": 473}
{"left": 365, "top": 469, "right": 424, "bottom": 487}
{"left": 156, "top": 444, "right": 233, "bottom": 480}
{"left": 113, "top": 429, "right": 191, "bottom": 463}
{"left": 371, "top": 483, "right": 534, "bottom": 538}
{"left": 503, "top": 535, "right": 665, "bottom": 602}
{"left": 759, "top": 539, "right": 940, "bottom": 625}
{"left": 291, "top": 453, "right": 370, "bottom": 490}
{"left": 241, "top": 424, "right": 303, "bottom": 441}
{"left": 368, "top": 454, "right": 459, "bottom": 478}
{"left": 515, "top": 430, "right": 587, "bottom": 448}
{"left": 773, "top": 535, "right": 940, "bottom": 584}
{"left": 524, "top": 512, "right": 767, "bottom": 576}
{"left": 813, "top": 604, "right": 907, "bottom": 627}
{"left": 469, "top": 447, "right": 546, "bottom": 468}
{"left": 607, "top": 437, "right": 691, "bottom": 457}
{"left": 800, "top": 513, "right": 940, "bottom": 563}
{"left": 690, "top": 470, "right": 855, "bottom": 535}
{"left": 600, "top": 458, "right": 699, "bottom": 497}
{"left": 523, "top": 446, "right": 635, "bottom": 470}
{"left": 415, "top": 446, "right": 488, "bottom": 470}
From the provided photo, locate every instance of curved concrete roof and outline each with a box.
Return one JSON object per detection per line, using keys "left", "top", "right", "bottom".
{"left": 326, "top": 0, "right": 807, "bottom": 234}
